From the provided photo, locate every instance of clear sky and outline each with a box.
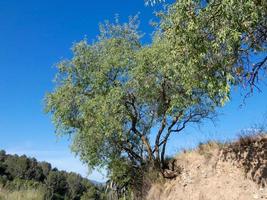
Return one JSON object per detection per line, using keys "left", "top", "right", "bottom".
{"left": 0, "top": 0, "right": 266, "bottom": 182}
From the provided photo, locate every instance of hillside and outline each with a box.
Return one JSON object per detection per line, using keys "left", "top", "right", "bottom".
{"left": 0, "top": 150, "right": 105, "bottom": 200}
{"left": 147, "top": 134, "right": 267, "bottom": 200}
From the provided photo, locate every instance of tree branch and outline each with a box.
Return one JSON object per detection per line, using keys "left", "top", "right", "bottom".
{"left": 248, "top": 55, "right": 267, "bottom": 92}
{"left": 154, "top": 80, "right": 170, "bottom": 162}
{"left": 159, "top": 110, "right": 210, "bottom": 166}
{"left": 124, "top": 93, "right": 154, "bottom": 161}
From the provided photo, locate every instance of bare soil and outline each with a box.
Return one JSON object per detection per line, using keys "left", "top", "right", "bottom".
{"left": 147, "top": 135, "right": 267, "bottom": 200}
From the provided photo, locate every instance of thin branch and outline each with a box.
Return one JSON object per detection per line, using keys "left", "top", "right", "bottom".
{"left": 159, "top": 111, "right": 183, "bottom": 165}
{"left": 159, "top": 110, "right": 211, "bottom": 165}
{"left": 122, "top": 145, "right": 143, "bottom": 162}
{"left": 248, "top": 55, "right": 267, "bottom": 92}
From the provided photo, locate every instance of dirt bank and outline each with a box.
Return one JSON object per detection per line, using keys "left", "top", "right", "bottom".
{"left": 147, "top": 134, "right": 267, "bottom": 200}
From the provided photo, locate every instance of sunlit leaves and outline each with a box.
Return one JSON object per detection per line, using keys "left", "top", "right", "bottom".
{"left": 162, "top": 0, "right": 267, "bottom": 92}
{"left": 45, "top": 1, "right": 267, "bottom": 190}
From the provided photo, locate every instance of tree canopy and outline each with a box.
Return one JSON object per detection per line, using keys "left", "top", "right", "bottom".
{"left": 46, "top": 15, "right": 230, "bottom": 172}
{"left": 46, "top": 0, "right": 266, "bottom": 197}
{"left": 162, "top": 0, "right": 266, "bottom": 93}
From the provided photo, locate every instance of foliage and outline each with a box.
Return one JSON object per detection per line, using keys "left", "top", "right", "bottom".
{"left": 45, "top": 171, "right": 68, "bottom": 199}
{"left": 66, "top": 172, "right": 87, "bottom": 200}
{"left": 81, "top": 186, "right": 101, "bottom": 200}
{"left": 45, "top": 15, "right": 229, "bottom": 200}
{"left": 39, "top": 161, "right": 52, "bottom": 178}
{"left": 4, "top": 155, "right": 29, "bottom": 180}
{"left": 48, "top": 10, "right": 230, "bottom": 163}
{"left": 0, "top": 150, "right": 102, "bottom": 200}
{"left": 46, "top": 0, "right": 266, "bottom": 198}
{"left": 3, "top": 178, "right": 44, "bottom": 191}
{"left": 161, "top": 0, "right": 267, "bottom": 93}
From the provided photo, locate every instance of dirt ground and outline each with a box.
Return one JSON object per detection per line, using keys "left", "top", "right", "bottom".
{"left": 147, "top": 136, "right": 267, "bottom": 200}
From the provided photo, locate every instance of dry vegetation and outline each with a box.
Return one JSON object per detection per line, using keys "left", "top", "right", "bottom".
{"left": 222, "top": 133, "right": 267, "bottom": 187}
{"left": 147, "top": 134, "right": 267, "bottom": 200}
{"left": 0, "top": 188, "right": 45, "bottom": 200}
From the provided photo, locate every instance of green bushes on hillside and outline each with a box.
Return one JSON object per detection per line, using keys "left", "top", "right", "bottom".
{"left": 0, "top": 150, "right": 105, "bottom": 200}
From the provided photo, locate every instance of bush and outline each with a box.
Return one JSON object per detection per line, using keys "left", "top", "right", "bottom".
{"left": 3, "top": 178, "right": 45, "bottom": 191}
{"left": 80, "top": 187, "right": 99, "bottom": 200}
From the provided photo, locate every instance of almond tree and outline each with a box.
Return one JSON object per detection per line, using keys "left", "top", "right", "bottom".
{"left": 46, "top": 0, "right": 266, "bottom": 198}
{"left": 45, "top": 16, "right": 229, "bottom": 177}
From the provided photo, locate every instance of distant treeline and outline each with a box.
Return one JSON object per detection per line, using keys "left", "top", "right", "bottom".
{"left": 0, "top": 150, "right": 106, "bottom": 200}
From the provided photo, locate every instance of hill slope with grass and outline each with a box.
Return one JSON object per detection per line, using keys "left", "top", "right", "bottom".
{"left": 0, "top": 151, "right": 106, "bottom": 200}
{"left": 147, "top": 134, "right": 267, "bottom": 200}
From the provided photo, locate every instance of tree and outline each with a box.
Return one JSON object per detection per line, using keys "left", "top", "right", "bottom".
{"left": 38, "top": 161, "right": 52, "bottom": 177}
{"left": 4, "top": 155, "right": 29, "bottom": 180}
{"left": 81, "top": 186, "right": 100, "bottom": 200}
{"left": 0, "top": 162, "right": 6, "bottom": 176}
{"left": 0, "top": 150, "right": 6, "bottom": 161}
{"left": 0, "top": 150, "right": 6, "bottom": 176}
{"left": 45, "top": 171, "right": 68, "bottom": 199}
{"left": 160, "top": 0, "right": 266, "bottom": 95}
{"left": 26, "top": 158, "right": 44, "bottom": 181}
{"left": 66, "top": 172, "right": 86, "bottom": 200}
{"left": 0, "top": 151, "right": 102, "bottom": 199}
{"left": 45, "top": 15, "right": 229, "bottom": 180}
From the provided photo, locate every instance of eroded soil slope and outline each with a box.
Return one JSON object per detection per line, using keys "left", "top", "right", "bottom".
{"left": 147, "top": 134, "right": 267, "bottom": 200}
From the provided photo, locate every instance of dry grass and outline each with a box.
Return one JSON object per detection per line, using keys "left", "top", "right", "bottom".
{"left": 198, "top": 140, "right": 224, "bottom": 159}
{"left": 236, "top": 132, "right": 267, "bottom": 146}
{"left": 0, "top": 188, "right": 45, "bottom": 200}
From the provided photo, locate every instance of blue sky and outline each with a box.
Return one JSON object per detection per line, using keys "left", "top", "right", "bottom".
{"left": 0, "top": 0, "right": 266, "bottom": 182}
